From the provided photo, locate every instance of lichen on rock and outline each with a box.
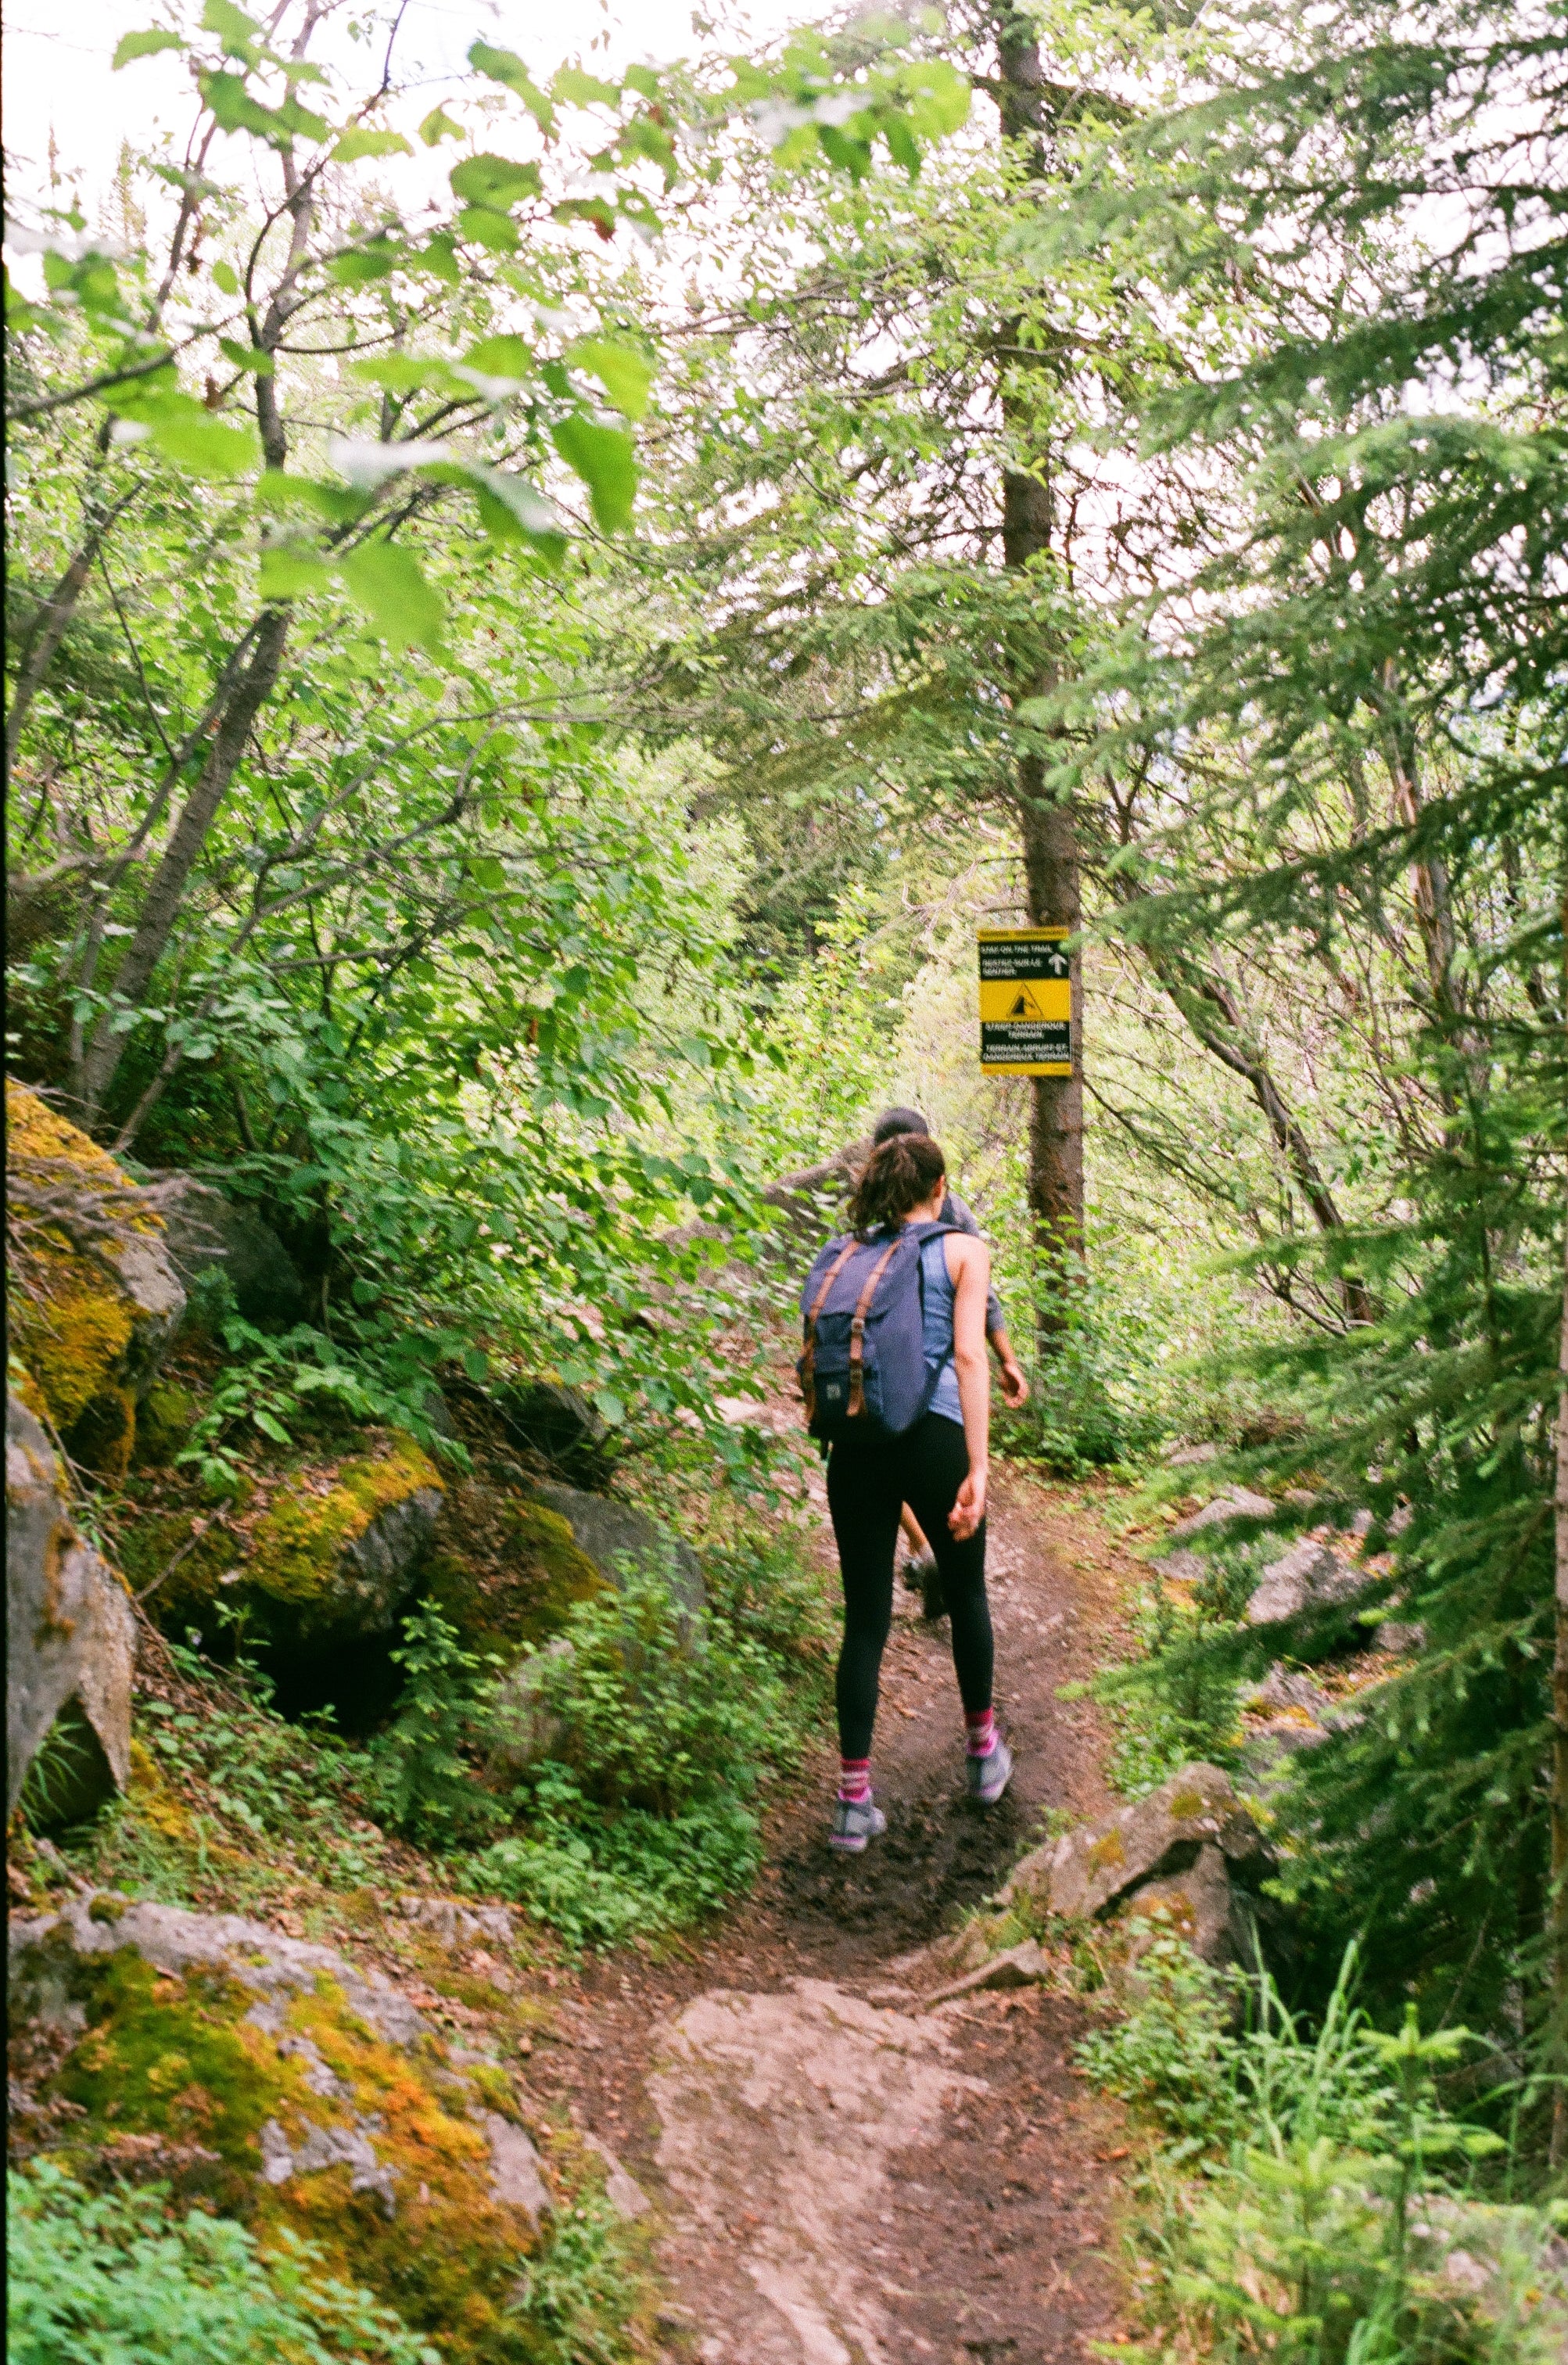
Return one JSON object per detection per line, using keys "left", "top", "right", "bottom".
{"left": 6, "top": 1081, "right": 186, "bottom": 1474}
{"left": 245, "top": 1440, "right": 444, "bottom": 1643}
{"left": 7, "top": 1894, "right": 553, "bottom": 2363}
{"left": 425, "top": 1484, "right": 606, "bottom": 1662}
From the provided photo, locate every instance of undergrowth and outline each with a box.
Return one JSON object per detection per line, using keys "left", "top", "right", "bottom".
{"left": 35, "top": 1516, "right": 827, "bottom": 1956}
{"left": 8, "top": 2160, "right": 438, "bottom": 2365}
{"left": 1080, "top": 1936, "right": 1568, "bottom": 2361}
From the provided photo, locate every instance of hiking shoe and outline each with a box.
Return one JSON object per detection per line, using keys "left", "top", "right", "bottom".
{"left": 919, "top": 1561, "right": 948, "bottom": 1624}
{"left": 901, "top": 1549, "right": 936, "bottom": 1595}
{"left": 829, "top": 1794, "right": 888, "bottom": 1853}
{"left": 966, "top": 1739, "right": 1014, "bottom": 1806}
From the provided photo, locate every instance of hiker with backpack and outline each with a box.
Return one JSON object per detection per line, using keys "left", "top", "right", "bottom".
{"left": 863, "top": 1108, "right": 1029, "bottom": 1613}
{"left": 798, "top": 1128, "right": 1013, "bottom": 1853}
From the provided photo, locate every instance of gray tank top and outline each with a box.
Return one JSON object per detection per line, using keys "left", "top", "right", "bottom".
{"left": 920, "top": 1234, "right": 963, "bottom": 1425}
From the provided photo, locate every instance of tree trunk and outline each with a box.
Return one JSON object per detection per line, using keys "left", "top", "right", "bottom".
{"left": 77, "top": 604, "right": 291, "bottom": 1121}
{"left": 5, "top": 481, "right": 140, "bottom": 787}
{"left": 996, "top": 4, "right": 1085, "bottom": 1339}
{"left": 1019, "top": 751, "right": 1084, "bottom": 1294}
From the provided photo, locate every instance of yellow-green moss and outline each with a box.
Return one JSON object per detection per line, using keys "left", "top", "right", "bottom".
{"left": 426, "top": 1497, "right": 605, "bottom": 1658}
{"left": 247, "top": 1441, "right": 443, "bottom": 1610}
{"left": 133, "top": 1381, "right": 197, "bottom": 1466}
{"left": 37, "top": 1940, "right": 548, "bottom": 2363}
{"left": 6, "top": 1081, "right": 160, "bottom": 1468}
{"left": 124, "top": 1737, "right": 197, "bottom": 1843}
{"left": 6, "top": 1079, "right": 126, "bottom": 1184}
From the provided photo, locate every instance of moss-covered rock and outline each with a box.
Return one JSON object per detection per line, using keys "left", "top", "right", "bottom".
{"left": 131, "top": 1380, "right": 197, "bottom": 1468}
{"left": 423, "top": 1482, "right": 606, "bottom": 1660}
{"left": 124, "top": 1437, "right": 443, "bottom": 1662}
{"left": 7, "top": 1894, "right": 554, "bottom": 2363}
{"left": 6, "top": 1082, "right": 186, "bottom": 1475}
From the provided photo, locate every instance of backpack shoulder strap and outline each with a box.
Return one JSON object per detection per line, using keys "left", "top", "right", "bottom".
{"left": 805, "top": 1236, "right": 860, "bottom": 1333}
{"left": 798, "top": 1236, "right": 863, "bottom": 1423}
{"left": 846, "top": 1233, "right": 906, "bottom": 1417}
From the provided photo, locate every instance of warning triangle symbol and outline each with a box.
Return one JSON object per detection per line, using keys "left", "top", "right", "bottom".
{"left": 1007, "top": 987, "right": 1044, "bottom": 1018}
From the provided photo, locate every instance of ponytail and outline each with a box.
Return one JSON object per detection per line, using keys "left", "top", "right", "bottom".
{"left": 848, "top": 1132, "right": 946, "bottom": 1235}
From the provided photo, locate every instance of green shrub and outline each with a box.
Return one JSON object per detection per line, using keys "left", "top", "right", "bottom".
{"left": 365, "top": 1601, "right": 503, "bottom": 1846}
{"left": 511, "top": 2188, "right": 647, "bottom": 2364}
{"left": 520, "top": 1561, "right": 788, "bottom": 1815}
{"left": 468, "top": 1564, "right": 789, "bottom": 1947}
{"left": 8, "top": 2159, "right": 436, "bottom": 2365}
{"left": 1080, "top": 1945, "right": 1568, "bottom": 2362}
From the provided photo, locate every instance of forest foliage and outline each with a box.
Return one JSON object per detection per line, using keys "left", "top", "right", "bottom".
{"left": 5, "top": 0, "right": 1567, "bottom": 2349}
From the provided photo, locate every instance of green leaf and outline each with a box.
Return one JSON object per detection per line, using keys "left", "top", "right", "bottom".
{"left": 202, "top": 0, "right": 261, "bottom": 59}
{"left": 218, "top": 336, "right": 274, "bottom": 374}
{"left": 592, "top": 1387, "right": 626, "bottom": 1426}
{"left": 467, "top": 462, "right": 564, "bottom": 543}
{"left": 900, "top": 56, "right": 970, "bottom": 138}
{"left": 553, "top": 65, "right": 620, "bottom": 109}
{"left": 468, "top": 41, "right": 554, "bottom": 132}
{"left": 257, "top": 544, "right": 332, "bottom": 600}
{"left": 113, "top": 27, "right": 184, "bottom": 68}
{"left": 464, "top": 335, "right": 531, "bottom": 379}
{"left": 456, "top": 206, "right": 518, "bottom": 253}
{"left": 212, "top": 258, "right": 240, "bottom": 294}
{"left": 336, "top": 540, "right": 447, "bottom": 653}
{"left": 623, "top": 64, "right": 660, "bottom": 99}
{"left": 412, "top": 232, "right": 460, "bottom": 285}
{"left": 200, "top": 69, "right": 326, "bottom": 146}
{"left": 419, "top": 104, "right": 463, "bottom": 146}
{"left": 325, "top": 236, "right": 400, "bottom": 285}
{"left": 148, "top": 408, "right": 260, "bottom": 479}
{"left": 551, "top": 413, "right": 637, "bottom": 532}
{"left": 332, "top": 127, "right": 413, "bottom": 163}
{"left": 350, "top": 353, "right": 459, "bottom": 394}
{"left": 566, "top": 338, "right": 653, "bottom": 421}
{"left": 256, "top": 469, "right": 368, "bottom": 523}
{"left": 450, "top": 153, "right": 541, "bottom": 209}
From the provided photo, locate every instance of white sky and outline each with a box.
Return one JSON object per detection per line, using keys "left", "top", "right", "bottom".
{"left": 3, "top": 0, "right": 814, "bottom": 207}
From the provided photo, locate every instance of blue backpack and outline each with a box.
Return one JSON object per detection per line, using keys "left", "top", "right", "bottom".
{"left": 798, "top": 1219, "right": 960, "bottom": 1441}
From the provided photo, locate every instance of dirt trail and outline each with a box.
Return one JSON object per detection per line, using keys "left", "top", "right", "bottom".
{"left": 533, "top": 1466, "right": 1146, "bottom": 2364}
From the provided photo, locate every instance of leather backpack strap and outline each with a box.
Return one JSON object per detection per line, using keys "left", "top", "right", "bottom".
{"left": 798, "top": 1237, "right": 862, "bottom": 1414}
{"left": 846, "top": 1235, "right": 905, "bottom": 1417}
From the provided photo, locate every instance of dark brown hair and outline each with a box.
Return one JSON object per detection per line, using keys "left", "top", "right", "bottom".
{"left": 848, "top": 1132, "right": 945, "bottom": 1234}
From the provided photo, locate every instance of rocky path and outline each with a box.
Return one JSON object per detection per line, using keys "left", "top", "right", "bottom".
{"left": 532, "top": 1466, "right": 1147, "bottom": 2364}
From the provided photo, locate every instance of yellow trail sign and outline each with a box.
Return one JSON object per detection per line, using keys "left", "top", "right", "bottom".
{"left": 978, "top": 927, "right": 1071, "bottom": 1075}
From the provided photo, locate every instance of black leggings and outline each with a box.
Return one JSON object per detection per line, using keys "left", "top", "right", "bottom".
{"left": 826, "top": 1412, "right": 992, "bottom": 1762}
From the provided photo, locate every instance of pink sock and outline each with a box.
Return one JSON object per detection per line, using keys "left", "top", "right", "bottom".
{"left": 838, "top": 1758, "right": 871, "bottom": 1803}
{"left": 965, "top": 1709, "right": 997, "bottom": 1759}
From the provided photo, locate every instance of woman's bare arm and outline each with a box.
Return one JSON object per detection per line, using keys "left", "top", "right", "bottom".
{"left": 946, "top": 1233, "right": 991, "bottom": 1539}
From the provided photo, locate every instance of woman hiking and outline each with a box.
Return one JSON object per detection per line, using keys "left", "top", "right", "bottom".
{"left": 798, "top": 1129, "right": 1012, "bottom": 1854}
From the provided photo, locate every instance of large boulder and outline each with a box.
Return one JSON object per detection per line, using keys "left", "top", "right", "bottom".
{"left": 423, "top": 1481, "right": 607, "bottom": 1661}
{"left": 1246, "top": 1537, "right": 1372, "bottom": 1627}
{"left": 1167, "top": 1488, "right": 1276, "bottom": 1542}
{"left": 533, "top": 1480, "right": 704, "bottom": 1614}
{"left": 7, "top": 1893, "right": 553, "bottom": 2354}
{"left": 129, "top": 1435, "right": 443, "bottom": 1660}
{"left": 1003, "top": 1763, "right": 1271, "bottom": 1968}
{"left": 6, "top": 1082, "right": 186, "bottom": 1474}
{"left": 7, "top": 1392, "right": 135, "bottom": 1820}
{"left": 157, "top": 1177, "right": 307, "bottom": 1331}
